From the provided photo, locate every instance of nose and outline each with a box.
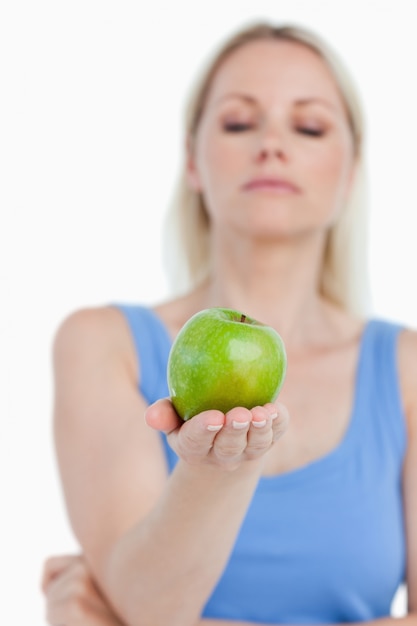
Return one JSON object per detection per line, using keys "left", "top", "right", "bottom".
{"left": 256, "top": 146, "right": 285, "bottom": 162}
{"left": 254, "top": 124, "right": 287, "bottom": 162}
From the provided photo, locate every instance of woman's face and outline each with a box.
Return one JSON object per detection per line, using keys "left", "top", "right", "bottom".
{"left": 187, "top": 39, "right": 356, "bottom": 240}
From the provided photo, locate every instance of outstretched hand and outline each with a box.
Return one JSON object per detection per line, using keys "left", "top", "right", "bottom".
{"left": 145, "top": 399, "right": 289, "bottom": 471}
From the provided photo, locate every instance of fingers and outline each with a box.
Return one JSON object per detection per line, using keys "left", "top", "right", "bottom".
{"left": 207, "top": 401, "right": 289, "bottom": 469}
{"left": 272, "top": 401, "right": 290, "bottom": 441}
{"left": 209, "top": 406, "right": 253, "bottom": 469}
{"left": 41, "top": 554, "right": 82, "bottom": 594}
{"left": 145, "top": 398, "right": 227, "bottom": 464}
{"left": 245, "top": 405, "right": 275, "bottom": 459}
{"left": 146, "top": 397, "right": 290, "bottom": 471}
{"left": 211, "top": 404, "right": 282, "bottom": 469}
{"left": 44, "top": 555, "right": 91, "bottom": 624}
{"left": 170, "top": 408, "right": 225, "bottom": 463}
{"left": 245, "top": 402, "right": 288, "bottom": 459}
{"left": 44, "top": 554, "right": 117, "bottom": 625}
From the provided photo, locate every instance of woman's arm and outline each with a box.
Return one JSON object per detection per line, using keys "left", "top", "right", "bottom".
{"left": 52, "top": 307, "right": 287, "bottom": 626}
{"left": 42, "top": 554, "right": 417, "bottom": 626}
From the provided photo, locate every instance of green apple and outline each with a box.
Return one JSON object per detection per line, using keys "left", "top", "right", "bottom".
{"left": 167, "top": 307, "right": 287, "bottom": 421}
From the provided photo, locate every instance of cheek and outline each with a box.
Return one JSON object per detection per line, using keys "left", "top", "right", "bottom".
{"left": 196, "top": 132, "right": 244, "bottom": 197}
{"left": 303, "top": 138, "right": 353, "bottom": 200}
{"left": 198, "top": 114, "right": 249, "bottom": 173}
{"left": 193, "top": 128, "right": 236, "bottom": 216}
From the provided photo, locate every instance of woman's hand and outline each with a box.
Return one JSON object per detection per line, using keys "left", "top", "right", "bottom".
{"left": 145, "top": 399, "right": 289, "bottom": 471}
{"left": 42, "top": 554, "right": 124, "bottom": 625}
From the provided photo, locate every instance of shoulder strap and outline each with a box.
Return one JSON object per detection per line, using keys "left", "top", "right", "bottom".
{"left": 359, "top": 319, "right": 407, "bottom": 460}
{"left": 112, "top": 303, "right": 172, "bottom": 404}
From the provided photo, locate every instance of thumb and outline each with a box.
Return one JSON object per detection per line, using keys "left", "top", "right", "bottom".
{"left": 145, "top": 398, "right": 183, "bottom": 434}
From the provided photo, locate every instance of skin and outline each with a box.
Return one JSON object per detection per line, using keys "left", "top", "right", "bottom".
{"left": 42, "top": 40, "right": 417, "bottom": 626}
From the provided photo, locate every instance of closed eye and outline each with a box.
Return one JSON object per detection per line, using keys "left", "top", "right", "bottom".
{"left": 224, "top": 123, "right": 324, "bottom": 136}
{"left": 223, "top": 122, "right": 253, "bottom": 132}
{"left": 297, "top": 127, "right": 325, "bottom": 137}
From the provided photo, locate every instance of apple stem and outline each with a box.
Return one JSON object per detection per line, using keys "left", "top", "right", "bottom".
{"left": 240, "top": 314, "right": 247, "bottom": 323}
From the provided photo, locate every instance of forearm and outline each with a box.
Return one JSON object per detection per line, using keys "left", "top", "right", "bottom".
{"left": 99, "top": 459, "right": 264, "bottom": 626}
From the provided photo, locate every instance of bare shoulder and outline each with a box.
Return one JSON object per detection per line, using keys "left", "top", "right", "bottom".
{"left": 53, "top": 305, "right": 138, "bottom": 381}
{"left": 53, "top": 291, "right": 206, "bottom": 383}
{"left": 54, "top": 305, "right": 133, "bottom": 353}
{"left": 398, "top": 327, "right": 417, "bottom": 433}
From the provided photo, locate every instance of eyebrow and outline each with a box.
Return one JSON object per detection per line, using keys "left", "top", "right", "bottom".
{"left": 216, "top": 92, "right": 337, "bottom": 111}
{"left": 216, "top": 92, "right": 257, "bottom": 105}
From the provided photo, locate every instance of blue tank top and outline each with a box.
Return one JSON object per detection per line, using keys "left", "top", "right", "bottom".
{"left": 114, "top": 303, "right": 407, "bottom": 623}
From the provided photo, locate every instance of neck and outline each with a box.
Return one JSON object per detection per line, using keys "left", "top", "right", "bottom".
{"left": 202, "top": 230, "right": 339, "bottom": 349}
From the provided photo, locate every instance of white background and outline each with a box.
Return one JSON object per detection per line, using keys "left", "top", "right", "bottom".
{"left": 1, "top": 0, "right": 415, "bottom": 622}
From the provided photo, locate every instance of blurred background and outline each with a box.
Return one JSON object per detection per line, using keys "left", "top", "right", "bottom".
{"left": 1, "top": 0, "right": 414, "bottom": 622}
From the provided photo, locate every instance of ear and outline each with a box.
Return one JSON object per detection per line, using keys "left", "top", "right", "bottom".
{"left": 185, "top": 136, "right": 202, "bottom": 192}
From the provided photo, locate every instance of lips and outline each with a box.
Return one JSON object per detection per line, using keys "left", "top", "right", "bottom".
{"left": 242, "top": 177, "right": 300, "bottom": 193}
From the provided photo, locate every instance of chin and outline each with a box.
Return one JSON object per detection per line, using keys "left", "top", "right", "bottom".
{"left": 241, "top": 209, "right": 301, "bottom": 237}
{"left": 237, "top": 217, "right": 328, "bottom": 243}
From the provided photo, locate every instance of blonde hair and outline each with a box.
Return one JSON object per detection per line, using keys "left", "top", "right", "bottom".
{"left": 163, "top": 21, "right": 371, "bottom": 316}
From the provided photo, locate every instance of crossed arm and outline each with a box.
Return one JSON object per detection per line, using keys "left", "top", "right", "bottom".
{"left": 42, "top": 554, "right": 416, "bottom": 626}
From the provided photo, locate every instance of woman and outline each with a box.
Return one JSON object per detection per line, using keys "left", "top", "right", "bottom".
{"left": 42, "top": 21, "right": 417, "bottom": 626}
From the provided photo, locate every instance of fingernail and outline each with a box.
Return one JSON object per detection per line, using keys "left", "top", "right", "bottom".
{"left": 207, "top": 424, "right": 223, "bottom": 432}
{"left": 270, "top": 412, "right": 279, "bottom": 420}
{"left": 252, "top": 419, "right": 267, "bottom": 428}
{"left": 232, "top": 420, "right": 250, "bottom": 430}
